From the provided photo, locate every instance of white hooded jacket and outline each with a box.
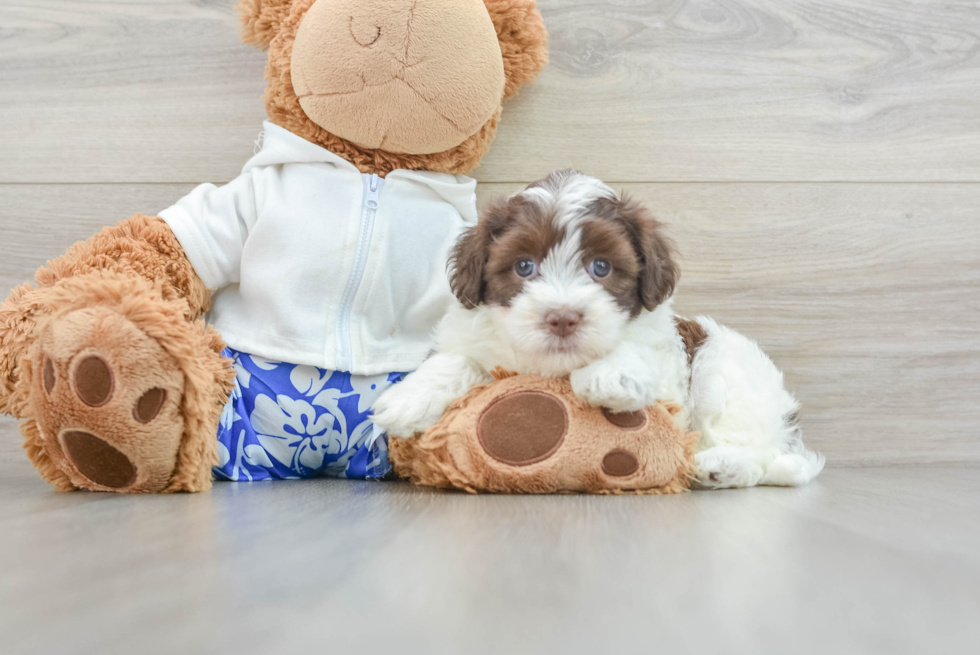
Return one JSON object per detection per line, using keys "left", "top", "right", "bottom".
{"left": 160, "top": 121, "right": 477, "bottom": 375}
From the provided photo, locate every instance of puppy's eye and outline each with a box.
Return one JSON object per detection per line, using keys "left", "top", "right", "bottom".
{"left": 589, "top": 259, "right": 612, "bottom": 278}
{"left": 514, "top": 259, "right": 537, "bottom": 278}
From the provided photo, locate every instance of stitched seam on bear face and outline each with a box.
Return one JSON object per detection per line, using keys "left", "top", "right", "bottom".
{"left": 349, "top": 16, "right": 382, "bottom": 48}
{"left": 402, "top": 0, "right": 419, "bottom": 63}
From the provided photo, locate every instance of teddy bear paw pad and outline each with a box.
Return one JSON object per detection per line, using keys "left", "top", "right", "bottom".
{"left": 28, "top": 307, "right": 187, "bottom": 492}
{"left": 61, "top": 430, "right": 136, "bottom": 489}
{"left": 477, "top": 391, "right": 568, "bottom": 466}
{"left": 601, "top": 408, "right": 646, "bottom": 430}
{"left": 73, "top": 355, "right": 114, "bottom": 406}
{"left": 601, "top": 449, "right": 640, "bottom": 477}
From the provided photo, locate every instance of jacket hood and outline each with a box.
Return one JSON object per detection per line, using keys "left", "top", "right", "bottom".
{"left": 244, "top": 121, "right": 478, "bottom": 223}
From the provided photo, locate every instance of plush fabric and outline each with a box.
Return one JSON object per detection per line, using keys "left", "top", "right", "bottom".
{"left": 484, "top": 0, "right": 551, "bottom": 100}
{"left": 16, "top": 246, "right": 233, "bottom": 493}
{"left": 1, "top": 216, "right": 232, "bottom": 492}
{"left": 257, "top": 0, "right": 548, "bottom": 175}
{"left": 0, "top": 215, "right": 210, "bottom": 419}
{"left": 390, "top": 370, "right": 699, "bottom": 495}
{"left": 238, "top": 0, "right": 294, "bottom": 47}
{"left": 291, "top": 0, "right": 506, "bottom": 155}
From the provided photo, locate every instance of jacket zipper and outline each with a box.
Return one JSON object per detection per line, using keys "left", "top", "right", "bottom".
{"left": 335, "top": 173, "right": 384, "bottom": 372}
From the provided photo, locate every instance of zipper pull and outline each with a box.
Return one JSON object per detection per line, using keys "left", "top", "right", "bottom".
{"left": 366, "top": 174, "right": 382, "bottom": 210}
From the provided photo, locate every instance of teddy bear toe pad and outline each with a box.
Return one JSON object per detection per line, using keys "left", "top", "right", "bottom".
{"left": 601, "top": 408, "right": 646, "bottom": 430}
{"left": 30, "top": 307, "right": 186, "bottom": 493}
{"left": 477, "top": 391, "right": 567, "bottom": 466}
{"left": 61, "top": 430, "right": 136, "bottom": 489}
{"left": 73, "top": 355, "right": 114, "bottom": 407}
{"left": 601, "top": 449, "right": 640, "bottom": 478}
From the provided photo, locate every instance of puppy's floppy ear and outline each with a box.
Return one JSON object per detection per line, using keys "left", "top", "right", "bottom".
{"left": 615, "top": 195, "right": 680, "bottom": 310}
{"left": 237, "top": 0, "right": 294, "bottom": 49}
{"left": 483, "top": 0, "right": 549, "bottom": 99}
{"left": 449, "top": 224, "right": 490, "bottom": 309}
{"left": 449, "top": 197, "right": 513, "bottom": 309}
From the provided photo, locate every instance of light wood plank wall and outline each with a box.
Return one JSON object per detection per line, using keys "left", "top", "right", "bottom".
{"left": 1, "top": 1, "right": 978, "bottom": 466}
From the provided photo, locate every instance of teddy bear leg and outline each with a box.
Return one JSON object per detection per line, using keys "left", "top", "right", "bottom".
{"left": 21, "top": 273, "right": 232, "bottom": 493}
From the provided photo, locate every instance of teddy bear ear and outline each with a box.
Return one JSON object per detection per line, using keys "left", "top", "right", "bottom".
{"left": 483, "top": 0, "right": 549, "bottom": 99}
{"left": 237, "top": 0, "right": 294, "bottom": 49}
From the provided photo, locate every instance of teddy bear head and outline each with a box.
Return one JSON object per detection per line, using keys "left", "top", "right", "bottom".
{"left": 238, "top": 0, "right": 549, "bottom": 175}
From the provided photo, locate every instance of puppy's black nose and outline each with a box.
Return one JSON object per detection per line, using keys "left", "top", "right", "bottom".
{"left": 545, "top": 309, "right": 584, "bottom": 338}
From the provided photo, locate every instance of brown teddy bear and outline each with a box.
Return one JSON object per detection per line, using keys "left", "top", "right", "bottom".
{"left": 0, "top": 0, "right": 548, "bottom": 493}
{"left": 390, "top": 370, "right": 699, "bottom": 494}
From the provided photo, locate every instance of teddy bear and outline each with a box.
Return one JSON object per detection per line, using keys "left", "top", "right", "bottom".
{"left": 389, "top": 369, "right": 699, "bottom": 494}
{"left": 0, "top": 0, "right": 549, "bottom": 493}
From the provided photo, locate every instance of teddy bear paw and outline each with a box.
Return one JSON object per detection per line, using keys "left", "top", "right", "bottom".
{"left": 28, "top": 307, "right": 187, "bottom": 492}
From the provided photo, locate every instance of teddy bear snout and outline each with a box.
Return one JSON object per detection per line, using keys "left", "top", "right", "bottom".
{"left": 290, "top": 0, "right": 506, "bottom": 155}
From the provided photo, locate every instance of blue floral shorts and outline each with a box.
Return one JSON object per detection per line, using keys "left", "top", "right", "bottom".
{"left": 214, "top": 348, "right": 405, "bottom": 482}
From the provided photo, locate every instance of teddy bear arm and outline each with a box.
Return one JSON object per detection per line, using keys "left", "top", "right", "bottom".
{"left": 0, "top": 282, "right": 49, "bottom": 416}
{"left": 34, "top": 214, "right": 211, "bottom": 319}
{"left": 0, "top": 214, "right": 211, "bottom": 417}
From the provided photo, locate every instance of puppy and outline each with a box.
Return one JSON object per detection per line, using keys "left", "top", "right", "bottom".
{"left": 372, "top": 170, "right": 824, "bottom": 488}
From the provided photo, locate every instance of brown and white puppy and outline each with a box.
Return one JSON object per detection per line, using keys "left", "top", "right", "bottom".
{"left": 373, "top": 171, "right": 824, "bottom": 488}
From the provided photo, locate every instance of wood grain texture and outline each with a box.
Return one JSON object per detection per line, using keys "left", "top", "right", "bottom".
{"left": 0, "top": 439, "right": 977, "bottom": 655}
{"left": 1, "top": 1, "right": 979, "bottom": 183}
{"left": 2, "top": 183, "right": 978, "bottom": 466}
{"left": 0, "top": 184, "right": 196, "bottom": 291}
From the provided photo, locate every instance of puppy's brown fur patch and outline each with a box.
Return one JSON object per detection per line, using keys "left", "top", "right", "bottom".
{"left": 579, "top": 219, "right": 642, "bottom": 316}
{"left": 484, "top": 207, "right": 566, "bottom": 306}
{"left": 587, "top": 195, "right": 679, "bottom": 312}
{"left": 449, "top": 194, "right": 566, "bottom": 308}
{"left": 674, "top": 317, "right": 708, "bottom": 366}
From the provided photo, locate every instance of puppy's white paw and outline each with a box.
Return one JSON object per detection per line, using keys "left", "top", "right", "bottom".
{"left": 760, "top": 452, "right": 825, "bottom": 487}
{"left": 694, "top": 446, "right": 765, "bottom": 489}
{"left": 371, "top": 383, "right": 447, "bottom": 438}
{"left": 570, "top": 361, "right": 656, "bottom": 412}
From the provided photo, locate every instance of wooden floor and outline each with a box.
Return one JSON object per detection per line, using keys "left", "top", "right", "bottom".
{"left": 1, "top": 427, "right": 978, "bottom": 655}
{"left": 1, "top": 1, "right": 979, "bottom": 652}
